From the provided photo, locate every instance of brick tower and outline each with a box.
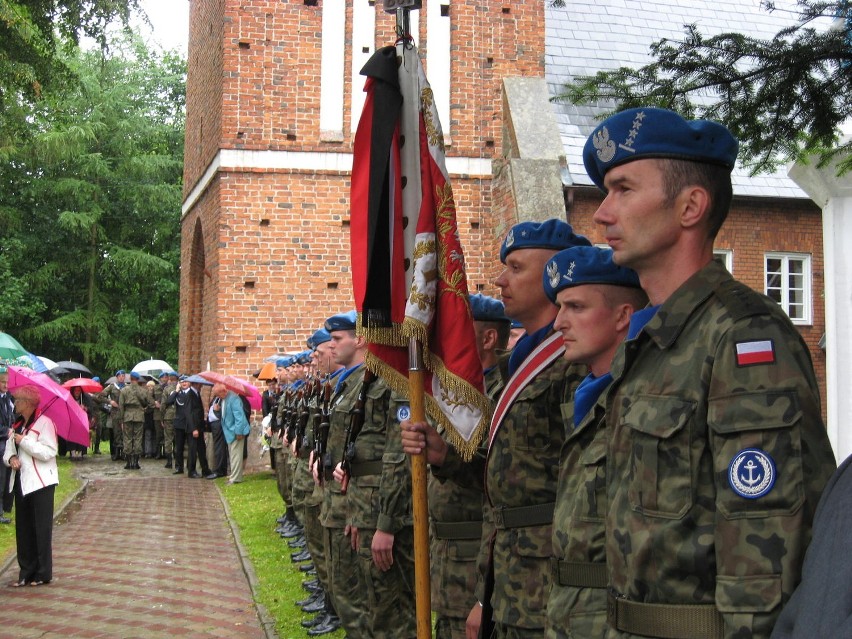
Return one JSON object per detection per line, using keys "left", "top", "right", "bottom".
{"left": 180, "top": 0, "right": 549, "bottom": 378}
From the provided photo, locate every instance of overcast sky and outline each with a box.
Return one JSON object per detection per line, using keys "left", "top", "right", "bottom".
{"left": 135, "top": 0, "right": 189, "bottom": 55}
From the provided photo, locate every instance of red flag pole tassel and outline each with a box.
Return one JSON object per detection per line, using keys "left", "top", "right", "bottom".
{"left": 408, "top": 337, "right": 432, "bottom": 639}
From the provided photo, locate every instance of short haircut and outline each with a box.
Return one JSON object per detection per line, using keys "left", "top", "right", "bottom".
{"left": 657, "top": 158, "right": 733, "bottom": 239}
{"left": 598, "top": 284, "right": 649, "bottom": 312}
{"left": 479, "top": 320, "right": 511, "bottom": 350}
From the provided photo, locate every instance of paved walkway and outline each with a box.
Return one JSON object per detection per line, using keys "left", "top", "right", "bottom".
{"left": 0, "top": 454, "right": 271, "bottom": 639}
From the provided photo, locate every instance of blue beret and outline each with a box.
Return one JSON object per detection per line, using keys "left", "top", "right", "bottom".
{"left": 296, "top": 351, "right": 313, "bottom": 365}
{"left": 130, "top": 371, "right": 141, "bottom": 380}
{"left": 158, "top": 372, "right": 168, "bottom": 379}
{"left": 115, "top": 369, "right": 126, "bottom": 376}
{"left": 92, "top": 376, "right": 101, "bottom": 382}
{"left": 324, "top": 310, "right": 357, "bottom": 333}
{"left": 307, "top": 328, "right": 332, "bottom": 349}
{"left": 500, "top": 219, "right": 590, "bottom": 263}
{"left": 168, "top": 371, "right": 179, "bottom": 377}
{"left": 583, "top": 107, "right": 738, "bottom": 191}
{"left": 543, "top": 246, "right": 641, "bottom": 304}
{"left": 469, "top": 294, "right": 510, "bottom": 323}
{"left": 276, "top": 356, "right": 294, "bottom": 368}
{"left": 510, "top": 319, "right": 523, "bottom": 330}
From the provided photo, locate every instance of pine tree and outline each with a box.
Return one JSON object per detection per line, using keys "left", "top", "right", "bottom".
{"left": 554, "top": 1, "right": 852, "bottom": 174}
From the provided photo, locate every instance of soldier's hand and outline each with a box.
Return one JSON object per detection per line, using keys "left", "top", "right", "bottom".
{"left": 401, "top": 419, "right": 448, "bottom": 466}
{"left": 332, "top": 462, "right": 345, "bottom": 484}
{"left": 466, "top": 603, "right": 482, "bottom": 639}
{"left": 345, "top": 524, "right": 359, "bottom": 551}
{"left": 311, "top": 459, "right": 320, "bottom": 484}
{"left": 371, "top": 530, "right": 395, "bottom": 572}
{"left": 192, "top": 429, "right": 199, "bottom": 438}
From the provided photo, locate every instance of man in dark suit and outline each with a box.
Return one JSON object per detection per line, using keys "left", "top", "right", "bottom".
{"left": 185, "top": 381, "right": 210, "bottom": 478}
{"left": 0, "top": 370, "right": 14, "bottom": 523}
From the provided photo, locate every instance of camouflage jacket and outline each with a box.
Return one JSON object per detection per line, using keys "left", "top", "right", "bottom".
{"left": 95, "top": 383, "right": 124, "bottom": 418}
{"left": 345, "top": 376, "right": 413, "bottom": 533}
{"left": 319, "top": 365, "right": 365, "bottom": 529}
{"left": 160, "top": 382, "right": 178, "bottom": 421}
{"left": 547, "top": 385, "right": 609, "bottom": 639}
{"left": 428, "top": 364, "right": 503, "bottom": 619}
{"left": 604, "top": 261, "right": 836, "bottom": 638}
{"left": 478, "top": 346, "right": 585, "bottom": 630}
{"left": 119, "top": 382, "right": 150, "bottom": 423}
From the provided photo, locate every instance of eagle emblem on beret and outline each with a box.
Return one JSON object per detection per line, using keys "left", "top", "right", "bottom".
{"left": 593, "top": 126, "right": 617, "bottom": 163}
{"left": 547, "top": 261, "right": 561, "bottom": 289}
{"left": 505, "top": 229, "right": 515, "bottom": 248}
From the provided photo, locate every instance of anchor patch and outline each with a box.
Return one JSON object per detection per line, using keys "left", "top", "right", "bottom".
{"left": 397, "top": 405, "right": 411, "bottom": 422}
{"left": 728, "top": 448, "right": 776, "bottom": 499}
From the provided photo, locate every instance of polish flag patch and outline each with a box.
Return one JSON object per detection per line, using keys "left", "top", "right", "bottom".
{"left": 735, "top": 340, "right": 776, "bottom": 366}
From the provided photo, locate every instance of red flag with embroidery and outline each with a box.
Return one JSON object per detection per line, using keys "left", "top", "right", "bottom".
{"left": 350, "top": 42, "right": 490, "bottom": 459}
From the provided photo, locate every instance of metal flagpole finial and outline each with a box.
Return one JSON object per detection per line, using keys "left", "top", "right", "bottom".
{"left": 380, "top": 0, "right": 421, "bottom": 42}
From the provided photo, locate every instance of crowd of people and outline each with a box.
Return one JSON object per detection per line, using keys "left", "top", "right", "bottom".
{"left": 260, "top": 107, "right": 842, "bottom": 639}
{"left": 0, "top": 107, "right": 844, "bottom": 638}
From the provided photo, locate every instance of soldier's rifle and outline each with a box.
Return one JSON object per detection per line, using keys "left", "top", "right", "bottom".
{"left": 293, "top": 377, "right": 313, "bottom": 455}
{"left": 314, "top": 376, "right": 332, "bottom": 485}
{"left": 339, "top": 369, "right": 376, "bottom": 495}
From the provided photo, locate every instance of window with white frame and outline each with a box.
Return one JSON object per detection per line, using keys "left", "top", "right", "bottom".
{"left": 713, "top": 249, "right": 733, "bottom": 274}
{"left": 765, "top": 253, "right": 811, "bottom": 324}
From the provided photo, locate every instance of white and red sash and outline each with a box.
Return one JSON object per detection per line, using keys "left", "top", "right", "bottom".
{"left": 488, "top": 332, "right": 566, "bottom": 448}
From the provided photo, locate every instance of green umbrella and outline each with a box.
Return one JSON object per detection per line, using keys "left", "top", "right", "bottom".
{"left": 0, "top": 332, "right": 31, "bottom": 369}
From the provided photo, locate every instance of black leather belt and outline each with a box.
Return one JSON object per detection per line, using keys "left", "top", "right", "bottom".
{"left": 493, "top": 502, "right": 554, "bottom": 529}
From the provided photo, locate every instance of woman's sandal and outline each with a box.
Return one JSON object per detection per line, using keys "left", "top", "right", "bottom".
{"left": 29, "top": 580, "right": 47, "bottom": 587}
{"left": 10, "top": 579, "right": 27, "bottom": 587}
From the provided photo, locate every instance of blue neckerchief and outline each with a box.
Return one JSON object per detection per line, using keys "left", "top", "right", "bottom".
{"left": 508, "top": 321, "right": 554, "bottom": 377}
{"left": 329, "top": 368, "right": 343, "bottom": 381}
{"left": 627, "top": 305, "right": 660, "bottom": 340}
{"left": 573, "top": 372, "right": 613, "bottom": 428}
{"left": 335, "top": 363, "right": 363, "bottom": 393}
{"left": 292, "top": 379, "right": 305, "bottom": 390}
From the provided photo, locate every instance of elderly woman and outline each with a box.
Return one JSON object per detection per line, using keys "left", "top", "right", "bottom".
{"left": 3, "top": 384, "right": 58, "bottom": 587}
{"left": 212, "top": 383, "right": 251, "bottom": 484}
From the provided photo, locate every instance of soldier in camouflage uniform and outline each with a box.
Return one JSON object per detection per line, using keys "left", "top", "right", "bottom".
{"left": 333, "top": 373, "right": 417, "bottom": 639}
{"left": 273, "top": 357, "right": 298, "bottom": 531}
{"left": 540, "top": 247, "right": 646, "bottom": 639}
{"left": 402, "top": 293, "right": 511, "bottom": 639}
{"left": 583, "top": 107, "right": 836, "bottom": 638}
{"left": 159, "top": 371, "right": 178, "bottom": 468}
{"left": 95, "top": 369, "right": 126, "bottom": 460}
{"left": 119, "top": 371, "right": 151, "bottom": 470}
{"left": 468, "top": 220, "right": 590, "bottom": 639}
{"left": 300, "top": 328, "right": 344, "bottom": 636}
{"left": 319, "top": 311, "right": 371, "bottom": 638}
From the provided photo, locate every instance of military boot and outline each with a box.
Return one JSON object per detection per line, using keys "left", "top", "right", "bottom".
{"left": 133, "top": 455, "right": 141, "bottom": 470}
{"left": 164, "top": 454, "right": 173, "bottom": 469}
{"left": 124, "top": 455, "right": 133, "bottom": 469}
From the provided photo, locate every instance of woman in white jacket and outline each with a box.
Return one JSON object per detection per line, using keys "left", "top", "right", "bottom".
{"left": 3, "top": 384, "right": 58, "bottom": 587}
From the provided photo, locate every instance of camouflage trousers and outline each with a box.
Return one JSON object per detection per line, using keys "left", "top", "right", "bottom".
{"left": 435, "top": 615, "right": 467, "bottom": 639}
{"left": 302, "top": 496, "right": 328, "bottom": 592}
{"left": 323, "top": 525, "right": 368, "bottom": 639}
{"left": 110, "top": 415, "right": 123, "bottom": 448}
{"left": 162, "top": 420, "right": 174, "bottom": 455}
{"left": 123, "top": 421, "right": 143, "bottom": 455}
{"left": 356, "top": 526, "right": 417, "bottom": 639}
{"left": 274, "top": 447, "right": 291, "bottom": 505}
{"left": 545, "top": 583, "right": 608, "bottom": 639}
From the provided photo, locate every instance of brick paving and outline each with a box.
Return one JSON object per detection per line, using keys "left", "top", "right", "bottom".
{"left": 0, "top": 458, "right": 270, "bottom": 639}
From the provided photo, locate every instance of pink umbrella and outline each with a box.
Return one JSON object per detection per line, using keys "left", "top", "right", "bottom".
{"left": 227, "top": 376, "right": 262, "bottom": 412}
{"left": 6, "top": 366, "right": 91, "bottom": 447}
{"left": 197, "top": 370, "right": 244, "bottom": 394}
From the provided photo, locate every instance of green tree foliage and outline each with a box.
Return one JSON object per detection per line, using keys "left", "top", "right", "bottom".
{"left": 555, "top": 1, "right": 852, "bottom": 174}
{"left": 0, "top": 31, "right": 185, "bottom": 374}
{"left": 0, "top": 0, "right": 141, "bottom": 150}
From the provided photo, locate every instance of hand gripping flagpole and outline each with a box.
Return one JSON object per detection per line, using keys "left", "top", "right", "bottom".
{"left": 381, "top": 5, "right": 430, "bottom": 638}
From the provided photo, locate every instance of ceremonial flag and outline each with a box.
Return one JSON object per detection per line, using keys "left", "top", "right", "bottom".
{"left": 350, "top": 42, "right": 490, "bottom": 460}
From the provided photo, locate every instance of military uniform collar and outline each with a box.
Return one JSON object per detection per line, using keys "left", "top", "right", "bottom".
{"left": 640, "top": 260, "right": 730, "bottom": 350}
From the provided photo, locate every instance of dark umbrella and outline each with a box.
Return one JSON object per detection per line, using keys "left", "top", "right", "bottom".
{"left": 53, "top": 361, "right": 92, "bottom": 376}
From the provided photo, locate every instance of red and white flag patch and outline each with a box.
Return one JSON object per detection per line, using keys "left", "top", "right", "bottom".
{"left": 736, "top": 340, "right": 776, "bottom": 366}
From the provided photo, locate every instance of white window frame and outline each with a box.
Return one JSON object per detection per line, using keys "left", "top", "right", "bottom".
{"left": 764, "top": 252, "right": 812, "bottom": 325}
{"left": 713, "top": 249, "right": 733, "bottom": 274}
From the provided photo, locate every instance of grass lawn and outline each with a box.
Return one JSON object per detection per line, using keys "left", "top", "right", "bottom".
{"left": 218, "top": 471, "right": 345, "bottom": 639}
{"left": 0, "top": 454, "right": 82, "bottom": 563}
